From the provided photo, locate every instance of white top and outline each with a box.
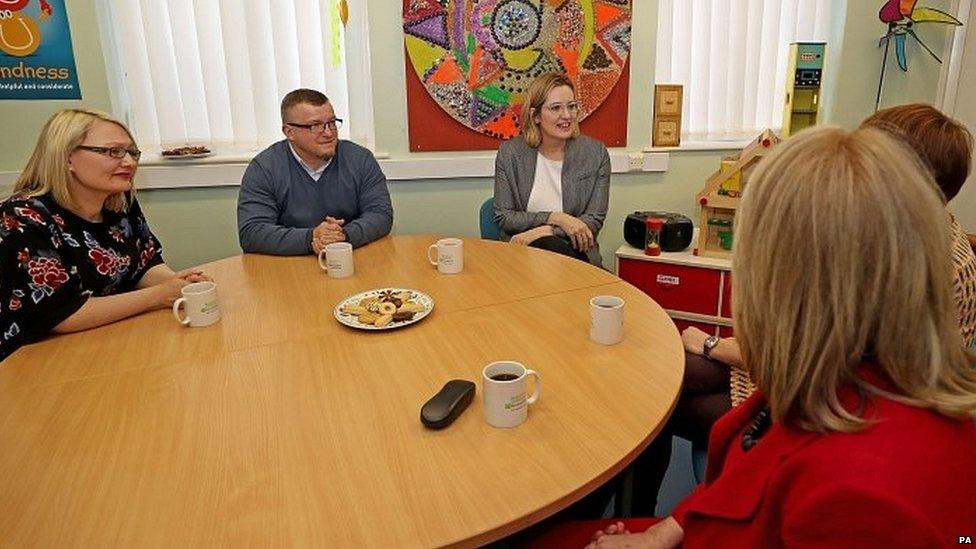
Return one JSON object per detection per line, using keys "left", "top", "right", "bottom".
{"left": 288, "top": 142, "right": 332, "bottom": 181}
{"left": 526, "top": 152, "right": 564, "bottom": 213}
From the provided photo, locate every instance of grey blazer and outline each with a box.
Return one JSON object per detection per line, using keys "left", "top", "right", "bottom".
{"left": 493, "top": 135, "right": 610, "bottom": 266}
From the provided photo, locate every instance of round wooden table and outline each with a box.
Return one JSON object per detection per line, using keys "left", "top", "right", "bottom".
{"left": 0, "top": 235, "right": 684, "bottom": 548}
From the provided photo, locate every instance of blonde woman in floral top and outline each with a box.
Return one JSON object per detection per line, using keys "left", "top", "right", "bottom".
{"left": 0, "top": 109, "right": 211, "bottom": 361}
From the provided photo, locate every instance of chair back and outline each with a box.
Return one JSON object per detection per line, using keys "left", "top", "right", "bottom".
{"left": 692, "top": 446, "right": 708, "bottom": 483}
{"left": 480, "top": 197, "right": 501, "bottom": 240}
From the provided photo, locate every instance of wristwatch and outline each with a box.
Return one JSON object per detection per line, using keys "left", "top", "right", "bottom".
{"left": 702, "top": 335, "right": 720, "bottom": 359}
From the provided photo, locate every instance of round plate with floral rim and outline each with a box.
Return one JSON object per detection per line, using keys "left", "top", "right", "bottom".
{"left": 333, "top": 288, "right": 434, "bottom": 331}
{"left": 161, "top": 152, "right": 213, "bottom": 160}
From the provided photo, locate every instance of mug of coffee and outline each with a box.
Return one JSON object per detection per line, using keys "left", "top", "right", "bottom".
{"left": 318, "top": 242, "right": 354, "bottom": 278}
{"left": 482, "top": 361, "right": 541, "bottom": 428}
{"left": 172, "top": 281, "right": 221, "bottom": 327}
{"left": 427, "top": 238, "right": 463, "bottom": 274}
{"left": 590, "top": 295, "right": 624, "bottom": 345}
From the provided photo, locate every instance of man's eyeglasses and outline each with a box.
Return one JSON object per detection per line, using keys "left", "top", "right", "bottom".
{"left": 286, "top": 119, "right": 344, "bottom": 133}
{"left": 76, "top": 145, "right": 142, "bottom": 161}
{"left": 542, "top": 102, "right": 580, "bottom": 116}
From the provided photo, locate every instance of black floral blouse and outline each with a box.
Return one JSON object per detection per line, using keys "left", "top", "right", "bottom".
{"left": 0, "top": 193, "right": 164, "bottom": 361}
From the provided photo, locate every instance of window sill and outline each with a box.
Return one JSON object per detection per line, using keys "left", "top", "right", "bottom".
{"left": 643, "top": 139, "right": 754, "bottom": 152}
{"left": 1, "top": 149, "right": 672, "bottom": 190}
{"left": 140, "top": 152, "right": 260, "bottom": 167}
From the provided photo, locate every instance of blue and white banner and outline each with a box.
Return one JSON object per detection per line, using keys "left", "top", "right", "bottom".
{"left": 0, "top": 0, "right": 81, "bottom": 100}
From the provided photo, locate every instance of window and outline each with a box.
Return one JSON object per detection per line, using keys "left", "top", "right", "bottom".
{"left": 655, "top": 0, "right": 835, "bottom": 141}
{"left": 97, "top": 0, "right": 372, "bottom": 154}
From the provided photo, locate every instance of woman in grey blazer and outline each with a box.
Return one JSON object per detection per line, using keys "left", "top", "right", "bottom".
{"left": 493, "top": 73, "right": 610, "bottom": 267}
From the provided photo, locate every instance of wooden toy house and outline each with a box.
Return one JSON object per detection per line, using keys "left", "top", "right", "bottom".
{"left": 695, "top": 129, "right": 779, "bottom": 258}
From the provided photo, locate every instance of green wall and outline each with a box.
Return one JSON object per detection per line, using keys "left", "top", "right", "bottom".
{"left": 0, "top": 0, "right": 954, "bottom": 269}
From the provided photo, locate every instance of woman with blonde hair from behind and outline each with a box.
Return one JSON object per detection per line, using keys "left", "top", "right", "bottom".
{"left": 0, "top": 109, "right": 211, "bottom": 361}
{"left": 530, "top": 126, "right": 976, "bottom": 547}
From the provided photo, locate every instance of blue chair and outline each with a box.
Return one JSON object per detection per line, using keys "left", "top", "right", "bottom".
{"left": 480, "top": 197, "right": 501, "bottom": 240}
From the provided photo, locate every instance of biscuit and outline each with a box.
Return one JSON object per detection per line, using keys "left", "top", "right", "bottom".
{"left": 358, "top": 311, "right": 380, "bottom": 325}
{"left": 392, "top": 311, "right": 416, "bottom": 322}
{"left": 398, "top": 302, "right": 424, "bottom": 313}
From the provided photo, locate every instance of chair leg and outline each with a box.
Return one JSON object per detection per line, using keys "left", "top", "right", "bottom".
{"left": 616, "top": 467, "right": 635, "bottom": 517}
{"left": 691, "top": 442, "right": 708, "bottom": 484}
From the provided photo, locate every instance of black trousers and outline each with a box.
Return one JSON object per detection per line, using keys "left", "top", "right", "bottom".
{"left": 529, "top": 235, "right": 590, "bottom": 263}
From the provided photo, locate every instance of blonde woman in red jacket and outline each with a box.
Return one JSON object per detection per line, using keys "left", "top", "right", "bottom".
{"left": 532, "top": 126, "right": 976, "bottom": 548}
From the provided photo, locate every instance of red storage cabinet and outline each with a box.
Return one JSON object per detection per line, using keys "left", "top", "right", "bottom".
{"left": 721, "top": 272, "right": 733, "bottom": 319}
{"left": 617, "top": 243, "right": 733, "bottom": 335}
{"left": 617, "top": 261, "right": 722, "bottom": 316}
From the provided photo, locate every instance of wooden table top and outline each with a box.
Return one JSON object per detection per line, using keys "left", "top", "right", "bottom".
{"left": 0, "top": 235, "right": 684, "bottom": 548}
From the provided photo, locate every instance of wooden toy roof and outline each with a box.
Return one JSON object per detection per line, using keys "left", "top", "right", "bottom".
{"left": 698, "top": 129, "right": 779, "bottom": 201}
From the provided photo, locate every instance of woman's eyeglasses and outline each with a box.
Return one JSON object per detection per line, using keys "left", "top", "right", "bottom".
{"left": 76, "top": 145, "right": 142, "bottom": 161}
{"left": 542, "top": 102, "right": 580, "bottom": 116}
{"left": 286, "top": 118, "right": 344, "bottom": 133}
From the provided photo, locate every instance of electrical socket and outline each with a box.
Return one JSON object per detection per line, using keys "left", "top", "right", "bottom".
{"left": 627, "top": 152, "right": 644, "bottom": 171}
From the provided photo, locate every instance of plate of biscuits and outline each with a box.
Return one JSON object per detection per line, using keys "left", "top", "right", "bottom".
{"left": 161, "top": 145, "right": 212, "bottom": 159}
{"left": 334, "top": 288, "right": 434, "bottom": 330}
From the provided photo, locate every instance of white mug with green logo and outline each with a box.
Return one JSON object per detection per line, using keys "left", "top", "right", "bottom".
{"left": 590, "top": 295, "right": 624, "bottom": 345}
{"left": 172, "top": 281, "right": 221, "bottom": 327}
{"left": 427, "top": 237, "right": 464, "bottom": 274}
{"left": 482, "top": 360, "right": 540, "bottom": 428}
{"left": 319, "top": 242, "right": 354, "bottom": 278}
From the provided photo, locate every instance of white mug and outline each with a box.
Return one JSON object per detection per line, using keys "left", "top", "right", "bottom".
{"left": 427, "top": 238, "right": 463, "bottom": 274}
{"left": 318, "top": 242, "right": 354, "bottom": 278}
{"left": 590, "top": 295, "right": 624, "bottom": 345}
{"left": 172, "top": 281, "right": 221, "bottom": 327}
{"left": 482, "top": 361, "right": 541, "bottom": 428}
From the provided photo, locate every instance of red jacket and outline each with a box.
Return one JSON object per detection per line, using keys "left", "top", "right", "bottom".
{"left": 673, "top": 370, "right": 976, "bottom": 548}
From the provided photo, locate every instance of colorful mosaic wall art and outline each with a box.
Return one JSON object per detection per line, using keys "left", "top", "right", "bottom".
{"left": 403, "top": 0, "right": 632, "bottom": 146}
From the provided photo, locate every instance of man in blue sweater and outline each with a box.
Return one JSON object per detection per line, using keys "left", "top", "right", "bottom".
{"left": 237, "top": 89, "right": 393, "bottom": 255}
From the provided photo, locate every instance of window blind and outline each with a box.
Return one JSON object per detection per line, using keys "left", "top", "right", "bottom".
{"left": 655, "top": 0, "right": 835, "bottom": 141}
{"left": 103, "top": 0, "right": 356, "bottom": 152}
